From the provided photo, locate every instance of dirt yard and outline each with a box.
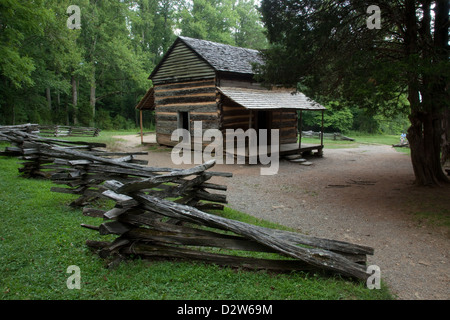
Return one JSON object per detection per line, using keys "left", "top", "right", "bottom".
{"left": 114, "top": 133, "right": 449, "bottom": 300}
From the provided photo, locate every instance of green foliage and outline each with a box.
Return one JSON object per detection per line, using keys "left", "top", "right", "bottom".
{"left": 0, "top": 0, "right": 47, "bottom": 88}
{"left": 320, "top": 101, "right": 354, "bottom": 133}
{"left": 94, "top": 109, "right": 114, "bottom": 130}
{"left": 112, "top": 114, "right": 135, "bottom": 130}
{"left": 301, "top": 101, "right": 410, "bottom": 135}
{"left": 375, "top": 114, "right": 410, "bottom": 136}
{"left": 233, "top": 0, "right": 268, "bottom": 49}
{"left": 301, "top": 108, "right": 353, "bottom": 134}
{"left": 77, "top": 102, "right": 94, "bottom": 127}
{"left": 179, "top": 0, "right": 239, "bottom": 45}
{"left": 0, "top": 0, "right": 269, "bottom": 128}
{"left": 178, "top": 0, "right": 267, "bottom": 49}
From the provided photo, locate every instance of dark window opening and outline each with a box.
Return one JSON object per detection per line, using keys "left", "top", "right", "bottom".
{"left": 178, "top": 111, "right": 190, "bottom": 131}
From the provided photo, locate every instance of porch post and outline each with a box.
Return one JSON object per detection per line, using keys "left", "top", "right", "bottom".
{"left": 298, "top": 110, "right": 303, "bottom": 153}
{"left": 140, "top": 109, "right": 144, "bottom": 145}
{"left": 320, "top": 110, "right": 324, "bottom": 147}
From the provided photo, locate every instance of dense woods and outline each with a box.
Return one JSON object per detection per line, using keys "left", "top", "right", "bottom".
{"left": 0, "top": 0, "right": 267, "bottom": 129}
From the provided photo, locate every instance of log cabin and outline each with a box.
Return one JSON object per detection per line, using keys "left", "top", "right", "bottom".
{"left": 136, "top": 36, "right": 326, "bottom": 157}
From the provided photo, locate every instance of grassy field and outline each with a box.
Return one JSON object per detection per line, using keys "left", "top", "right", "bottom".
{"left": 0, "top": 152, "right": 393, "bottom": 300}
{"left": 59, "top": 129, "right": 143, "bottom": 148}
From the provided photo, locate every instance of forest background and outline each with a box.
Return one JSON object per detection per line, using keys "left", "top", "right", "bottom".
{"left": 0, "top": 0, "right": 410, "bottom": 135}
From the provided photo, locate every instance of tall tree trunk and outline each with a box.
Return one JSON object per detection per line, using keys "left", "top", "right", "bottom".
{"left": 434, "top": 0, "right": 450, "bottom": 169}
{"left": 442, "top": 109, "right": 450, "bottom": 167}
{"left": 71, "top": 75, "right": 78, "bottom": 125}
{"left": 90, "top": 70, "right": 96, "bottom": 121}
{"left": 406, "top": 0, "right": 449, "bottom": 186}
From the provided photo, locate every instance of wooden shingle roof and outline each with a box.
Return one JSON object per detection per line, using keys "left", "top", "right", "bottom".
{"left": 178, "top": 36, "right": 264, "bottom": 76}
{"left": 217, "top": 87, "right": 326, "bottom": 111}
{"left": 135, "top": 87, "right": 155, "bottom": 110}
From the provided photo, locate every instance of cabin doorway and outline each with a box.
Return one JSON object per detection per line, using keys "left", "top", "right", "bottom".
{"left": 178, "top": 111, "right": 190, "bottom": 131}
{"left": 256, "top": 110, "right": 272, "bottom": 146}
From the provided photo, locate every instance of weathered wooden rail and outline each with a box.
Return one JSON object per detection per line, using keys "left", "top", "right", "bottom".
{"left": 0, "top": 127, "right": 230, "bottom": 209}
{"left": 38, "top": 125, "right": 101, "bottom": 137}
{"left": 0, "top": 129, "right": 150, "bottom": 206}
{"left": 0, "top": 130, "right": 108, "bottom": 178}
{"left": 83, "top": 166, "right": 374, "bottom": 281}
{"left": 50, "top": 148, "right": 231, "bottom": 209}
{"left": 0, "top": 124, "right": 100, "bottom": 137}
{"left": 0, "top": 123, "right": 39, "bottom": 134}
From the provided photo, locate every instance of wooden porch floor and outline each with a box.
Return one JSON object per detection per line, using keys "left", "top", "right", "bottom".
{"left": 225, "top": 143, "right": 324, "bottom": 160}
{"left": 280, "top": 143, "right": 324, "bottom": 156}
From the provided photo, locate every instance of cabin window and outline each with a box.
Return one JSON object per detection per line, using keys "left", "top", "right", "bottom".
{"left": 178, "top": 111, "right": 190, "bottom": 131}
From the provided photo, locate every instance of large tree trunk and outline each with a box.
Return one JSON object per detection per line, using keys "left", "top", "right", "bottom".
{"left": 434, "top": 0, "right": 450, "bottom": 168}
{"left": 408, "top": 111, "right": 448, "bottom": 186}
{"left": 90, "top": 85, "right": 96, "bottom": 119}
{"left": 405, "top": 0, "right": 449, "bottom": 186}
{"left": 442, "top": 109, "right": 450, "bottom": 167}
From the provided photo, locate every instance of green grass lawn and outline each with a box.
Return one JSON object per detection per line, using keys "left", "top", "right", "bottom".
{"left": 58, "top": 129, "right": 144, "bottom": 148}
{"left": 0, "top": 154, "right": 393, "bottom": 300}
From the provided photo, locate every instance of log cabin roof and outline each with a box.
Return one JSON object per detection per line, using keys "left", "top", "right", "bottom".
{"left": 135, "top": 87, "right": 155, "bottom": 110}
{"left": 217, "top": 87, "right": 326, "bottom": 111}
{"left": 149, "top": 36, "right": 264, "bottom": 83}
{"left": 178, "top": 36, "right": 264, "bottom": 75}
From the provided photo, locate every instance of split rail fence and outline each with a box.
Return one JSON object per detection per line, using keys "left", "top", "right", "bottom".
{"left": 301, "top": 131, "right": 355, "bottom": 141}
{"left": 0, "top": 124, "right": 374, "bottom": 281}
{"left": 0, "top": 123, "right": 100, "bottom": 137}
{"left": 38, "top": 125, "right": 101, "bottom": 137}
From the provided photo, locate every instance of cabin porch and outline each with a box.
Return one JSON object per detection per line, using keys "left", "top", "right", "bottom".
{"left": 224, "top": 142, "right": 323, "bottom": 164}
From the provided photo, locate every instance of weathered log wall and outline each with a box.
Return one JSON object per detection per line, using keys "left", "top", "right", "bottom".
{"left": 155, "top": 79, "right": 219, "bottom": 147}
{"left": 151, "top": 40, "right": 216, "bottom": 84}
{"left": 219, "top": 95, "right": 298, "bottom": 146}
{"left": 271, "top": 110, "right": 298, "bottom": 144}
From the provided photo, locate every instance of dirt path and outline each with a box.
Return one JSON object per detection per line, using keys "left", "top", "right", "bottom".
{"left": 114, "top": 134, "right": 449, "bottom": 300}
